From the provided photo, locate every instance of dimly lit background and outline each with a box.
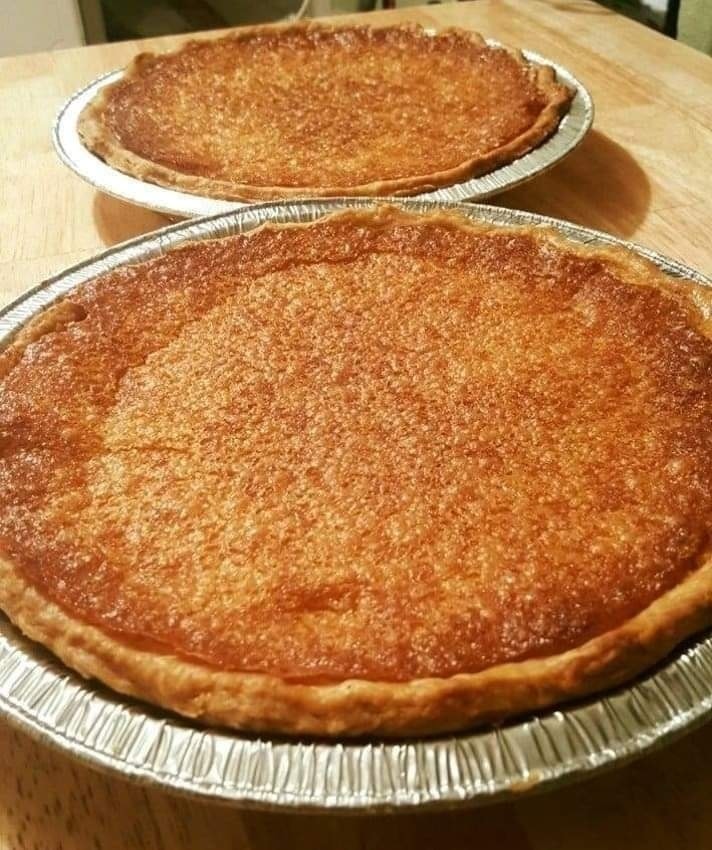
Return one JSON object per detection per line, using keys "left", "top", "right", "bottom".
{"left": 1, "top": 0, "right": 710, "bottom": 58}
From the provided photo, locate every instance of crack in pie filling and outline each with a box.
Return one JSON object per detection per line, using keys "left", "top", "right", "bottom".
{"left": 78, "top": 22, "right": 573, "bottom": 201}
{"left": 0, "top": 207, "right": 711, "bottom": 736}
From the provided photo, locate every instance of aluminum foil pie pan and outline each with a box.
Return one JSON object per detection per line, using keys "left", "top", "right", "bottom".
{"left": 52, "top": 44, "right": 594, "bottom": 219}
{"left": 0, "top": 199, "right": 710, "bottom": 812}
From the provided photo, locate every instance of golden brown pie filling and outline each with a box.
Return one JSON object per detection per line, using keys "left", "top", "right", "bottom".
{"left": 1, "top": 208, "right": 710, "bottom": 707}
{"left": 78, "top": 23, "right": 573, "bottom": 200}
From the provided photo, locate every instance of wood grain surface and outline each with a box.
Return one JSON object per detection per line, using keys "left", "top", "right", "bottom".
{"left": 0, "top": 1, "right": 711, "bottom": 847}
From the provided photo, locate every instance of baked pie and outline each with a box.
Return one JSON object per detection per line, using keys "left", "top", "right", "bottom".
{"left": 78, "top": 22, "right": 574, "bottom": 201}
{"left": 1, "top": 207, "right": 710, "bottom": 736}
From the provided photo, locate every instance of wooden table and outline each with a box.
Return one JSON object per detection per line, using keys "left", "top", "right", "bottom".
{"left": 0, "top": 1, "right": 711, "bottom": 847}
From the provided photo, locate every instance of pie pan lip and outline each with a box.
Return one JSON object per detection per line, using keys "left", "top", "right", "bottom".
{"left": 0, "top": 198, "right": 710, "bottom": 813}
{"left": 52, "top": 39, "right": 594, "bottom": 219}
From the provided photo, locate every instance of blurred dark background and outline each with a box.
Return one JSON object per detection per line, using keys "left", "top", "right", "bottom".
{"left": 2, "top": 0, "right": 709, "bottom": 58}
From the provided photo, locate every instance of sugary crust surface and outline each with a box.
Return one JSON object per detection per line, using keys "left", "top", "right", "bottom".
{"left": 77, "top": 22, "right": 574, "bottom": 201}
{"left": 1, "top": 553, "right": 710, "bottom": 736}
{"left": 0, "top": 207, "right": 711, "bottom": 737}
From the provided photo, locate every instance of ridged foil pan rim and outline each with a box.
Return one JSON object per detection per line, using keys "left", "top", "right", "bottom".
{"left": 52, "top": 42, "right": 594, "bottom": 219}
{"left": 0, "top": 198, "right": 710, "bottom": 812}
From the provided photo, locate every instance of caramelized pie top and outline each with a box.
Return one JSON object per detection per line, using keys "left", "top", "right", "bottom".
{"left": 1, "top": 209, "right": 711, "bottom": 685}
{"left": 78, "top": 23, "right": 573, "bottom": 200}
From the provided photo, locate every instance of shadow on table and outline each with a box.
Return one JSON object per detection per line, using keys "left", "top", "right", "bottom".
{"left": 237, "top": 802, "right": 530, "bottom": 848}
{"left": 92, "top": 191, "right": 170, "bottom": 247}
{"left": 495, "top": 129, "right": 652, "bottom": 239}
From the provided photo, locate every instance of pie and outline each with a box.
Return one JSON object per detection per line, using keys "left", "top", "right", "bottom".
{"left": 77, "top": 22, "right": 574, "bottom": 201}
{"left": 1, "top": 206, "right": 711, "bottom": 738}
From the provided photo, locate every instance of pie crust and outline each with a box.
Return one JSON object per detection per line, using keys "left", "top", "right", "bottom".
{"left": 0, "top": 208, "right": 710, "bottom": 737}
{"left": 77, "top": 22, "right": 574, "bottom": 201}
